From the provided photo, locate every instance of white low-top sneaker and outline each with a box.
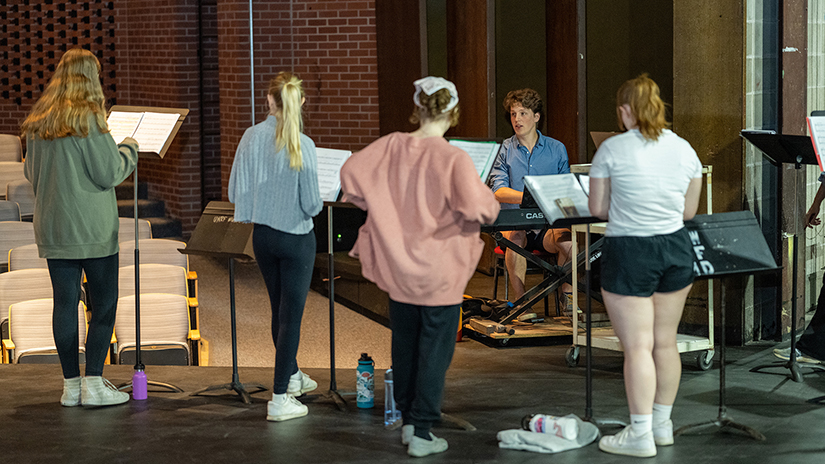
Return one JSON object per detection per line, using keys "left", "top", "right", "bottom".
{"left": 81, "top": 376, "right": 129, "bottom": 407}
{"left": 407, "top": 433, "right": 448, "bottom": 458}
{"left": 653, "top": 419, "right": 674, "bottom": 446}
{"left": 266, "top": 393, "right": 308, "bottom": 422}
{"left": 61, "top": 377, "right": 81, "bottom": 407}
{"left": 598, "top": 425, "right": 657, "bottom": 458}
{"left": 287, "top": 370, "right": 318, "bottom": 396}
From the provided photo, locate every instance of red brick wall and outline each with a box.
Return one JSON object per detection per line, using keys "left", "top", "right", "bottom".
{"left": 112, "top": 0, "right": 203, "bottom": 235}
{"left": 218, "top": 1, "right": 380, "bottom": 200}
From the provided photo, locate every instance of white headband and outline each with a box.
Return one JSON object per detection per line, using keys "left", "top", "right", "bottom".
{"left": 413, "top": 76, "right": 459, "bottom": 113}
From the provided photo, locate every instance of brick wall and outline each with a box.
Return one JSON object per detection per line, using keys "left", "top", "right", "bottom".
{"left": 218, "top": 1, "right": 380, "bottom": 200}
{"left": 112, "top": 0, "right": 203, "bottom": 235}
{"left": 3, "top": 0, "right": 381, "bottom": 233}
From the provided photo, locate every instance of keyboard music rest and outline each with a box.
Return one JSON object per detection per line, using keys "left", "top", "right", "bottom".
{"left": 481, "top": 208, "right": 549, "bottom": 232}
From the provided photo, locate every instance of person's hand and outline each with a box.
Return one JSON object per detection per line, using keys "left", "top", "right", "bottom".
{"left": 121, "top": 137, "right": 139, "bottom": 149}
{"left": 805, "top": 204, "right": 821, "bottom": 228}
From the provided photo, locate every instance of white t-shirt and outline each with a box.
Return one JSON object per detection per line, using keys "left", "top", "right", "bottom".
{"left": 589, "top": 129, "right": 702, "bottom": 237}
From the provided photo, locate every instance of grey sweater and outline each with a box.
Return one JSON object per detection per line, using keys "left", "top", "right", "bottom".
{"left": 228, "top": 115, "right": 323, "bottom": 234}
{"left": 24, "top": 117, "right": 138, "bottom": 259}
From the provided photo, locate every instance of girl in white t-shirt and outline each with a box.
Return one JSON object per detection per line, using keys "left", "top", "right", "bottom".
{"left": 588, "top": 74, "right": 703, "bottom": 458}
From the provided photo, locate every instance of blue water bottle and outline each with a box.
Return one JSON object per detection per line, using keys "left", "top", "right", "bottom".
{"left": 356, "top": 353, "right": 374, "bottom": 409}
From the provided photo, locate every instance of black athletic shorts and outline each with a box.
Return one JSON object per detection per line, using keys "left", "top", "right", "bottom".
{"left": 600, "top": 227, "right": 695, "bottom": 297}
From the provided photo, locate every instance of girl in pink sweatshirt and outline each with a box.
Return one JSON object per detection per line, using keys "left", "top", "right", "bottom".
{"left": 340, "top": 77, "right": 499, "bottom": 458}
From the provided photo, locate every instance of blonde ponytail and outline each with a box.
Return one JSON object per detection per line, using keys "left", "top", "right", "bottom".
{"left": 270, "top": 72, "right": 304, "bottom": 171}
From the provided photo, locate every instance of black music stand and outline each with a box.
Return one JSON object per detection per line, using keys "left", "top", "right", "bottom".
{"left": 676, "top": 211, "right": 780, "bottom": 440}
{"left": 741, "top": 131, "right": 825, "bottom": 382}
{"left": 323, "top": 202, "right": 348, "bottom": 411}
{"left": 181, "top": 201, "right": 267, "bottom": 404}
{"left": 109, "top": 105, "right": 188, "bottom": 397}
{"left": 520, "top": 175, "right": 622, "bottom": 426}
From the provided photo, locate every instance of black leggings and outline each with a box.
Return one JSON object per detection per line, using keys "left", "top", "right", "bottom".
{"left": 47, "top": 254, "right": 119, "bottom": 379}
{"left": 253, "top": 224, "right": 316, "bottom": 394}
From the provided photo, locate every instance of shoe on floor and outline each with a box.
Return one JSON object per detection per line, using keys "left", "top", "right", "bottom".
{"left": 599, "top": 425, "right": 656, "bottom": 458}
{"left": 287, "top": 369, "right": 318, "bottom": 396}
{"left": 401, "top": 424, "right": 414, "bottom": 445}
{"left": 267, "top": 393, "right": 308, "bottom": 422}
{"left": 81, "top": 376, "right": 129, "bottom": 407}
{"left": 653, "top": 419, "right": 673, "bottom": 446}
{"left": 408, "top": 433, "right": 448, "bottom": 457}
{"left": 61, "top": 377, "right": 81, "bottom": 407}
{"left": 773, "top": 347, "right": 822, "bottom": 364}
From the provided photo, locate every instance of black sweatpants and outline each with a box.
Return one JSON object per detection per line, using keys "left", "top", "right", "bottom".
{"left": 253, "top": 224, "right": 316, "bottom": 394}
{"left": 389, "top": 299, "right": 460, "bottom": 439}
{"left": 47, "top": 254, "right": 119, "bottom": 379}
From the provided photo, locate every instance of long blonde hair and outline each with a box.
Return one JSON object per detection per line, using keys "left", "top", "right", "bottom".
{"left": 21, "top": 48, "right": 108, "bottom": 140}
{"left": 616, "top": 73, "right": 669, "bottom": 141}
{"left": 269, "top": 72, "right": 305, "bottom": 171}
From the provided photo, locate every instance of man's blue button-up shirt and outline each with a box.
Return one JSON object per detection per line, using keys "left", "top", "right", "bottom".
{"left": 490, "top": 130, "right": 570, "bottom": 210}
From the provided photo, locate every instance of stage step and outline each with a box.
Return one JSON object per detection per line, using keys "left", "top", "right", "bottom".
{"left": 117, "top": 198, "right": 166, "bottom": 218}
{"left": 115, "top": 181, "right": 148, "bottom": 201}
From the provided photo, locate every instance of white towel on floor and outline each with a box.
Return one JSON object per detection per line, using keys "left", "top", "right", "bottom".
{"left": 497, "top": 414, "right": 599, "bottom": 453}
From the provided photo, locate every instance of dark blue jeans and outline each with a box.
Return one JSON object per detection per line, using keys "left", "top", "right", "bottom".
{"left": 389, "top": 299, "right": 460, "bottom": 439}
{"left": 47, "top": 254, "right": 119, "bottom": 379}
{"left": 253, "top": 224, "right": 316, "bottom": 394}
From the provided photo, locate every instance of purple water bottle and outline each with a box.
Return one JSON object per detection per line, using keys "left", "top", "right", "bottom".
{"left": 132, "top": 369, "right": 148, "bottom": 400}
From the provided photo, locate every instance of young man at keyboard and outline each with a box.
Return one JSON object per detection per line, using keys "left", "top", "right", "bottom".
{"left": 489, "top": 88, "right": 573, "bottom": 307}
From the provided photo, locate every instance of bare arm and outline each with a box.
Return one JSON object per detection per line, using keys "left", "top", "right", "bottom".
{"left": 588, "top": 177, "right": 610, "bottom": 220}
{"left": 683, "top": 177, "right": 702, "bottom": 220}
{"left": 494, "top": 186, "right": 524, "bottom": 204}
{"left": 806, "top": 183, "right": 825, "bottom": 228}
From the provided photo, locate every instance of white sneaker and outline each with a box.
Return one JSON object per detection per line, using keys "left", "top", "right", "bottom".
{"left": 599, "top": 425, "right": 656, "bottom": 458}
{"left": 61, "top": 377, "right": 81, "bottom": 407}
{"left": 287, "top": 370, "right": 318, "bottom": 396}
{"left": 266, "top": 393, "right": 308, "bottom": 422}
{"left": 773, "top": 347, "right": 822, "bottom": 364}
{"left": 407, "top": 433, "right": 448, "bottom": 457}
{"left": 653, "top": 419, "right": 674, "bottom": 446}
{"left": 81, "top": 376, "right": 129, "bottom": 407}
{"left": 401, "top": 424, "right": 414, "bottom": 445}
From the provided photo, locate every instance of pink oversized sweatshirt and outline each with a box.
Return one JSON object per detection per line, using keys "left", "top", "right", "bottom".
{"left": 340, "top": 132, "right": 500, "bottom": 306}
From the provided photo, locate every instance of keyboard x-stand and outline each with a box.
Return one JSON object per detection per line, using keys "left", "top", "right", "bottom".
{"left": 481, "top": 208, "right": 603, "bottom": 324}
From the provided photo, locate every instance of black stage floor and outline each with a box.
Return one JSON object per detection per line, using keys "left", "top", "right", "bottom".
{"left": 3, "top": 341, "right": 825, "bottom": 463}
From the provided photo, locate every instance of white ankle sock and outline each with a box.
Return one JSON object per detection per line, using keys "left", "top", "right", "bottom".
{"left": 630, "top": 414, "right": 653, "bottom": 435}
{"left": 272, "top": 393, "right": 287, "bottom": 402}
{"left": 652, "top": 403, "right": 673, "bottom": 425}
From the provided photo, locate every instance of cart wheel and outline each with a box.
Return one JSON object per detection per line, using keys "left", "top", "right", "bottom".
{"left": 565, "top": 346, "right": 580, "bottom": 367}
{"left": 696, "top": 350, "right": 714, "bottom": 371}
{"left": 498, "top": 338, "right": 510, "bottom": 347}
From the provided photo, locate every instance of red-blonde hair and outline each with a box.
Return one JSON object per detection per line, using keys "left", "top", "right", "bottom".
{"left": 616, "top": 74, "right": 669, "bottom": 141}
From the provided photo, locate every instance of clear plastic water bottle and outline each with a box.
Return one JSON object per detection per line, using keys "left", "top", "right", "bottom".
{"left": 522, "top": 414, "right": 579, "bottom": 439}
{"left": 384, "top": 368, "right": 401, "bottom": 426}
{"left": 356, "top": 353, "right": 374, "bottom": 409}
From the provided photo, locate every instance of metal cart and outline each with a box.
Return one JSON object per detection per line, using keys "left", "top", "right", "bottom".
{"left": 566, "top": 166, "right": 715, "bottom": 370}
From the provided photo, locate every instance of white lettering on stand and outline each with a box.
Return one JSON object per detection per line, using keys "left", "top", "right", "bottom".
{"left": 689, "top": 230, "right": 715, "bottom": 275}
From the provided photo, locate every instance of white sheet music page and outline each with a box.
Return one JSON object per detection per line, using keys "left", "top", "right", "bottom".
{"left": 523, "top": 173, "right": 592, "bottom": 225}
{"left": 107, "top": 111, "right": 143, "bottom": 144}
{"left": 130, "top": 112, "right": 180, "bottom": 154}
{"left": 807, "top": 116, "right": 825, "bottom": 172}
{"left": 448, "top": 139, "right": 500, "bottom": 181}
{"left": 316, "top": 147, "right": 352, "bottom": 202}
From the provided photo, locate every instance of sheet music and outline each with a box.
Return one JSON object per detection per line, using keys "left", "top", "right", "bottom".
{"left": 523, "top": 174, "right": 592, "bottom": 225}
{"left": 107, "top": 111, "right": 143, "bottom": 144}
{"left": 807, "top": 116, "right": 825, "bottom": 172}
{"left": 448, "top": 139, "right": 500, "bottom": 181}
{"left": 316, "top": 147, "right": 351, "bottom": 202}
{"left": 107, "top": 111, "right": 180, "bottom": 154}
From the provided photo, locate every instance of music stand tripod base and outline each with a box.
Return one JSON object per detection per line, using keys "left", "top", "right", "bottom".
{"left": 191, "top": 381, "right": 268, "bottom": 405}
